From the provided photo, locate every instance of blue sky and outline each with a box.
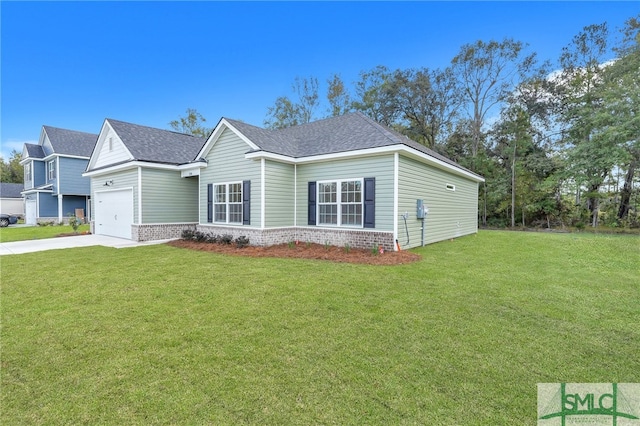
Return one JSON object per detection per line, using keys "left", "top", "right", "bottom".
{"left": 1, "top": 1, "right": 638, "bottom": 159}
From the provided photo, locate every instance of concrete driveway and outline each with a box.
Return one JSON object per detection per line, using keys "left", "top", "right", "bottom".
{"left": 0, "top": 234, "right": 173, "bottom": 256}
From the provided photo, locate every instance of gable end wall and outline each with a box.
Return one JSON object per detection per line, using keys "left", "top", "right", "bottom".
{"left": 94, "top": 126, "right": 131, "bottom": 169}
{"left": 199, "top": 128, "right": 261, "bottom": 226}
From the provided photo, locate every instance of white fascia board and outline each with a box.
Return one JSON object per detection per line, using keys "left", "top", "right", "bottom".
{"left": 196, "top": 118, "right": 260, "bottom": 160}
{"left": 246, "top": 145, "right": 485, "bottom": 183}
{"left": 21, "top": 188, "right": 53, "bottom": 195}
{"left": 43, "top": 153, "right": 90, "bottom": 161}
{"left": 38, "top": 127, "right": 47, "bottom": 146}
{"left": 83, "top": 161, "right": 182, "bottom": 177}
{"left": 245, "top": 151, "right": 297, "bottom": 164}
{"left": 20, "top": 157, "right": 44, "bottom": 165}
{"left": 177, "top": 162, "right": 207, "bottom": 171}
{"left": 85, "top": 120, "right": 109, "bottom": 170}
{"left": 20, "top": 145, "right": 31, "bottom": 162}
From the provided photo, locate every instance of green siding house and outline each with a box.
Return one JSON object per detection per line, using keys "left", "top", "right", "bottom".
{"left": 84, "top": 113, "right": 483, "bottom": 249}
{"left": 194, "top": 112, "right": 484, "bottom": 250}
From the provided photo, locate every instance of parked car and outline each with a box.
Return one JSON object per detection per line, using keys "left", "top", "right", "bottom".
{"left": 0, "top": 213, "right": 18, "bottom": 227}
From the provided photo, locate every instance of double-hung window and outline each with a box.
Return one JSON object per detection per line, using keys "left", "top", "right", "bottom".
{"left": 214, "top": 182, "right": 243, "bottom": 224}
{"left": 48, "top": 159, "right": 56, "bottom": 181}
{"left": 24, "top": 163, "right": 32, "bottom": 184}
{"left": 318, "top": 179, "right": 363, "bottom": 227}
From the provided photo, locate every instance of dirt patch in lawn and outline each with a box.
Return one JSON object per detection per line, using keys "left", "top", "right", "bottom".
{"left": 55, "top": 231, "right": 92, "bottom": 237}
{"left": 168, "top": 240, "right": 422, "bottom": 265}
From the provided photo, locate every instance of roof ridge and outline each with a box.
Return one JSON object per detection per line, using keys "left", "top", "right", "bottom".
{"left": 42, "top": 125, "right": 98, "bottom": 136}
{"left": 352, "top": 112, "right": 401, "bottom": 144}
{"left": 106, "top": 118, "right": 204, "bottom": 139}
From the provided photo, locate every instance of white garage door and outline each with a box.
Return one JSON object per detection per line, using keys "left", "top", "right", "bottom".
{"left": 95, "top": 189, "right": 133, "bottom": 239}
{"left": 25, "top": 200, "right": 37, "bottom": 225}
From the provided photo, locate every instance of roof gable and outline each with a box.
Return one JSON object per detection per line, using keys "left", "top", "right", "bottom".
{"left": 196, "top": 118, "right": 261, "bottom": 160}
{"left": 23, "top": 143, "right": 45, "bottom": 160}
{"left": 88, "top": 120, "right": 134, "bottom": 170}
{"left": 87, "top": 119, "right": 208, "bottom": 172}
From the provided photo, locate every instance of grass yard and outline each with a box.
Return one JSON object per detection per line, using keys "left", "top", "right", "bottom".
{"left": 1, "top": 231, "right": 638, "bottom": 424}
{"left": 0, "top": 224, "right": 90, "bottom": 243}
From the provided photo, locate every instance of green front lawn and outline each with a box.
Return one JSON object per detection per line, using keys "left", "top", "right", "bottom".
{"left": 1, "top": 231, "right": 638, "bottom": 424}
{"left": 0, "top": 224, "right": 90, "bottom": 243}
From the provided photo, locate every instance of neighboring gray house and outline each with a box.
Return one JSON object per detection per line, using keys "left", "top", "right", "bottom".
{"left": 85, "top": 113, "right": 484, "bottom": 250}
{"left": 83, "top": 119, "right": 206, "bottom": 240}
{"left": 0, "top": 182, "right": 25, "bottom": 217}
{"left": 20, "top": 126, "right": 97, "bottom": 224}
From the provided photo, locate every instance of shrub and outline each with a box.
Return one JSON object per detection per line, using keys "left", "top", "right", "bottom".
{"left": 194, "top": 231, "right": 208, "bottom": 242}
{"left": 68, "top": 215, "right": 82, "bottom": 233}
{"left": 221, "top": 234, "right": 233, "bottom": 245}
{"left": 181, "top": 229, "right": 196, "bottom": 240}
{"left": 235, "top": 236, "right": 250, "bottom": 248}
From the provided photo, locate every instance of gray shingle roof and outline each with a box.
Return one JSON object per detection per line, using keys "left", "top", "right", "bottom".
{"left": 24, "top": 143, "right": 45, "bottom": 159}
{"left": 107, "top": 119, "right": 207, "bottom": 165}
{"left": 43, "top": 126, "right": 98, "bottom": 157}
{"left": 225, "top": 112, "right": 479, "bottom": 177}
{"left": 0, "top": 182, "right": 24, "bottom": 198}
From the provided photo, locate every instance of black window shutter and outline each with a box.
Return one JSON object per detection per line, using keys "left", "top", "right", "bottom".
{"left": 243, "top": 180, "right": 251, "bottom": 225}
{"left": 364, "top": 177, "right": 375, "bottom": 228}
{"left": 207, "top": 184, "right": 213, "bottom": 223}
{"left": 308, "top": 181, "right": 316, "bottom": 225}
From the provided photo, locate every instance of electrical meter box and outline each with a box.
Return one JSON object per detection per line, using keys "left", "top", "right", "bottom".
{"left": 417, "top": 199, "right": 426, "bottom": 219}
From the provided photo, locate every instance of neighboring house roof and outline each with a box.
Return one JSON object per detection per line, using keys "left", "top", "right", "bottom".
{"left": 24, "top": 143, "right": 45, "bottom": 159}
{"left": 0, "top": 182, "right": 24, "bottom": 198}
{"left": 223, "top": 112, "right": 480, "bottom": 178}
{"left": 42, "top": 126, "right": 98, "bottom": 157}
{"left": 107, "top": 119, "right": 207, "bottom": 165}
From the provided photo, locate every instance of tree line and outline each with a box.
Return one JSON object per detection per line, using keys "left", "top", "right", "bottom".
{"left": 4, "top": 16, "right": 637, "bottom": 230}
{"left": 261, "top": 15, "right": 639, "bottom": 229}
